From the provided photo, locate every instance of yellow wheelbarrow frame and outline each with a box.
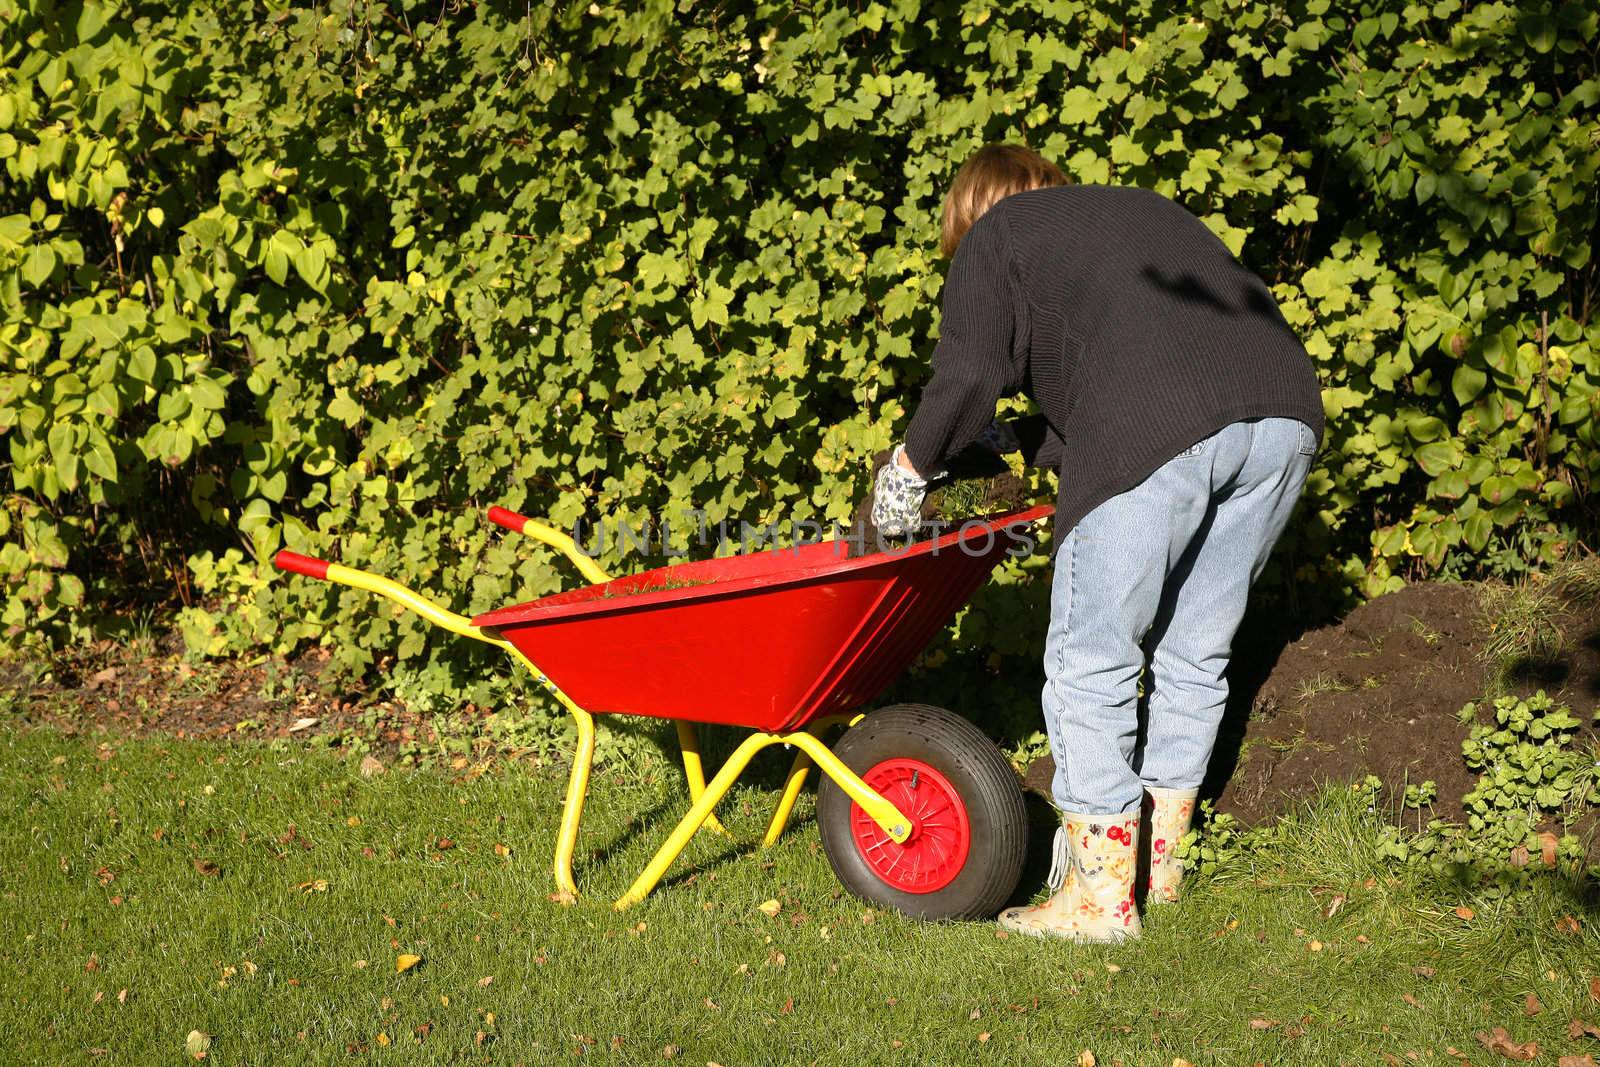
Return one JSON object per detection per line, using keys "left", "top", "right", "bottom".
{"left": 273, "top": 508, "right": 913, "bottom": 910}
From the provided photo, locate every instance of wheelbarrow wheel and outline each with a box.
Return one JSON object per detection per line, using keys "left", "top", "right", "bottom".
{"left": 817, "top": 703, "right": 1026, "bottom": 921}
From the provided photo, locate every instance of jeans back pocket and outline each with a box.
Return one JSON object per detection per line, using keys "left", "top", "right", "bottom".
{"left": 1297, "top": 422, "right": 1319, "bottom": 456}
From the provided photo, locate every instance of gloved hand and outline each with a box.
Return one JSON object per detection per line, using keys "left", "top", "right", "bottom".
{"left": 871, "top": 444, "right": 929, "bottom": 539}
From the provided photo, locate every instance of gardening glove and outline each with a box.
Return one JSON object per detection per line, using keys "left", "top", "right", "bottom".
{"left": 871, "top": 444, "right": 929, "bottom": 539}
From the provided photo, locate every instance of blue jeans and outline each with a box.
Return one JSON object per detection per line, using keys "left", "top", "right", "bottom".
{"left": 1044, "top": 417, "right": 1317, "bottom": 815}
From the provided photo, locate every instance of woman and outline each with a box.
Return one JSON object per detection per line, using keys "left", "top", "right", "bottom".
{"left": 872, "top": 144, "right": 1323, "bottom": 942}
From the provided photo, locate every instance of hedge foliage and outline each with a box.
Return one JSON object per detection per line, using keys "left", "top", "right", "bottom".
{"left": 2, "top": 0, "right": 1598, "bottom": 724}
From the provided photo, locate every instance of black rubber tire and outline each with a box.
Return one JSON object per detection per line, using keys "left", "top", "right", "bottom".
{"left": 817, "top": 703, "right": 1027, "bottom": 921}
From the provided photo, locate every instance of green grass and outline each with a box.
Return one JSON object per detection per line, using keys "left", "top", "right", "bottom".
{"left": 3, "top": 728, "right": 1599, "bottom": 1066}
{"left": 1480, "top": 557, "right": 1600, "bottom": 689}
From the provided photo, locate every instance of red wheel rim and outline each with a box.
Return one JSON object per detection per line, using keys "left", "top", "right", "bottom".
{"left": 848, "top": 758, "right": 971, "bottom": 894}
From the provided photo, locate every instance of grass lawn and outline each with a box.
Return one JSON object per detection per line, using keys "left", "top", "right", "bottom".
{"left": 3, "top": 726, "right": 1599, "bottom": 1066}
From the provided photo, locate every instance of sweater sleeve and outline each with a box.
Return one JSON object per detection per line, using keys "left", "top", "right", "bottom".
{"left": 902, "top": 214, "right": 1020, "bottom": 476}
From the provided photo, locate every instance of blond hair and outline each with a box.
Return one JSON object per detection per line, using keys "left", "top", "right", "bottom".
{"left": 940, "top": 144, "right": 1068, "bottom": 257}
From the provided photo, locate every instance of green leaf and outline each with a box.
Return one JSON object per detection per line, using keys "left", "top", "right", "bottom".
{"left": 76, "top": 3, "right": 108, "bottom": 43}
{"left": 1061, "top": 86, "right": 1105, "bottom": 124}
{"left": 1518, "top": 14, "right": 1557, "bottom": 53}
{"left": 21, "top": 244, "right": 57, "bottom": 286}
{"left": 263, "top": 243, "right": 288, "bottom": 286}
{"left": 1415, "top": 441, "right": 1459, "bottom": 475}
{"left": 1450, "top": 365, "right": 1486, "bottom": 406}
{"left": 0, "top": 214, "right": 29, "bottom": 246}
{"left": 1463, "top": 512, "right": 1493, "bottom": 552}
{"left": 1407, "top": 416, "right": 1446, "bottom": 442}
{"left": 292, "top": 242, "right": 329, "bottom": 292}
{"left": 327, "top": 388, "right": 363, "bottom": 427}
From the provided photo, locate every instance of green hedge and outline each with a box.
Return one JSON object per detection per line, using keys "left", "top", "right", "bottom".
{"left": 2, "top": 0, "right": 1598, "bottom": 725}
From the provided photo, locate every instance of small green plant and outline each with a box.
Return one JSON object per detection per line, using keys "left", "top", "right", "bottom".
{"left": 1401, "top": 780, "right": 1437, "bottom": 810}
{"left": 1293, "top": 671, "right": 1354, "bottom": 703}
{"left": 1459, "top": 691, "right": 1589, "bottom": 854}
{"left": 1480, "top": 577, "right": 1567, "bottom": 675}
{"left": 1192, "top": 693, "right": 1599, "bottom": 885}
{"left": 1406, "top": 614, "right": 1442, "bottom": 648}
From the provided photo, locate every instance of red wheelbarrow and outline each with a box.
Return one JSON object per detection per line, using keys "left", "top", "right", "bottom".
{"left": 274, "top": 503, "right": 1050, "bottom": 919}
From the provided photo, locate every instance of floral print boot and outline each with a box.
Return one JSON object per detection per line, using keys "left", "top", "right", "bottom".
{"left": 997, "top": 811, "right": 1141, "bottom": 942}
{"left": 1143, "top": 786, "right": 1199, "bottom": 905}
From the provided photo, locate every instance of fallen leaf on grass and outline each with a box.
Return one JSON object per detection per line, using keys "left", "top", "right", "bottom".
{"left": 1591, "top": 977, "right": 1600, "bottom": 1003}
{"left": 978, "top": 1032, "right": 991, "bottom": 1044}
{"left": 1556, "top": 915, "right": 1582, "bottom": 935}
{"left": 1249, "top": 1019, "right": 1280, "bottom": 1030}
{"left": 1076, "top": 1051, "right": 1094, "bottom": 1066}
{"left": 548, "top": 890, "right": 576, "bottom": 906}
{"left": 477, "top": 976, "right": 493, "bottom": 988}
{"left": 288, "top": 717, "right": 319, "bottom": 734}
{"left": 757, "top": 899, "right": 781, "bottom": 917}
{"left": 1173, "top": 1060, "right": 1196, "bottom": 1067}
{"left": 375, "top": 1032, "right": 390, "bottom": 1047}
{"left": 395, "top": 954, "right": 422, "bottom": 974}
{"left": 1454, "top": 905, "right": 1475, "bottom": 921}
{"left": 660, "top": 1044, "right": 680, "bottom": 1059}
{"left": 1322, "top": 893, "right": 1347, "bottom": 919}
{"left": 185, "top": 1030, "right": 212, "bottom": 1059}
{"left": 1525, "top": 994, "right": 1543, "bottom": 1017}
{"left": 359, "top": 755, "right": 385, "bottom": 778}
{"left": 192, "top": 858, "right": 220, "bottom": 878}
{"left": 1558, "top": 1056, "right": 1599, "bottom": 1067}
{"left": 296, "top": 879, "right": 328, "bottom": 893}
{"left": 1476, "top": 1026, "right": 1537, "bottom": 1060}
{"left": 1412, "top": 965, "right": 1436, "bottom": 978}
{"left": 1569, "top": 1019, "right": 1600, "bottom": 1039}
{"left": 1402, "top": 994, "right": 1423, "bottom": 1008}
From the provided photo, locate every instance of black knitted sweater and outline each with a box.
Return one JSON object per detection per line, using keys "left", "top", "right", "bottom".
{"left": 903, "top": 184, "right": 1325, "bottom": 534}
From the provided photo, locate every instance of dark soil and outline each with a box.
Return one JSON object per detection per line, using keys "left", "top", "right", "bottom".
{"left": 1, "top": 636, "right": 428, "bottom": 753}
{"left": 1023, "top": 580, "right": 1600, "bottom": 830}
{"left": 847, "top": 446, "right": 1035, "bottom": 557}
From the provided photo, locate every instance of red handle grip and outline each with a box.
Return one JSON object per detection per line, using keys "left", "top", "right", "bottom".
{"left": 487, "top": 506, "right": 530, "bottom": 533}
{"left": 274, "top": 550, "right": 332, "bottom": 580}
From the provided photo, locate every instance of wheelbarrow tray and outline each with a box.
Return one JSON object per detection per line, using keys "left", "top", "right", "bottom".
{"left": 472, "top": 505, "right": 1051, "bottom": 732}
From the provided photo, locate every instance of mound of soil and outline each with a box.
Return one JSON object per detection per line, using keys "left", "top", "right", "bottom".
{"left": 847, "top": 446, "right": 1034, "bottom": 557}
{"left": 1024, "top": 580, "right": 1600, "bottom": 830}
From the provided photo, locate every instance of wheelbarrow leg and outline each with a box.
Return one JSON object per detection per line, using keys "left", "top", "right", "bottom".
{"left": 614, "top": 732, "right": 778, "bottom": 910}
{"left": 614, "top": 729, "right": 912, "bottom": 911}
{"left": 553, "top": 707, "right": 596, "bottom": 898}
{"left": 761, "top": 746, "right": 814, "bottom": 848}
{"left": 762, "top": 715, "right": 857, "bottom": 847}
{"left": 675, "top": 722, "right": 730, "bottom": 837}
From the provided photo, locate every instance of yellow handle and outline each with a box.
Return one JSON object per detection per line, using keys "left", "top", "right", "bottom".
{"left": 487, "top": 506, "right": 611, "bottom": 585}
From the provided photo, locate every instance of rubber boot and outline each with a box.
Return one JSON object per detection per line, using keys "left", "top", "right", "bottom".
{"left": 997, "top": 811, "right": 1141, "bottom": 942}
{"left": 1143, "top": 786, "right": 1199, "bottom": 905}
